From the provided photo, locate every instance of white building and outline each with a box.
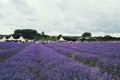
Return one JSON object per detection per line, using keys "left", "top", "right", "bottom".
{"left": 59, "top": 37, "right": 65, "bottom": 41}
{"left": 8, "top": 36, "right": 15, "bottom": 41}
{"left": 0, "top": 37, "right": 7, "bottom": 42}
{"left": 17, "top": 36, "right": 26, "bottom": 42}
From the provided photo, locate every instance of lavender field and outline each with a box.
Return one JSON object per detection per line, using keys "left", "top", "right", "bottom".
{"left": 0, "top": 42, "right": 120, "bottom": 80}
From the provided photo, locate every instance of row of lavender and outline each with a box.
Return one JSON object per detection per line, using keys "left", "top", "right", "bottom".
{"left": 0, "top": 44, "right": 37, "bottom": 79}
{"left": 0, "top": 42, "right": 32, "bottom": 62}
{"left": 0, "top": 42, "right": 114, "bottom": 80}
{"left": 0, "top": 42, "right": 22, "bottom": 49}
{"left": 45, "top": 42, "right": 120, "bottom": 80}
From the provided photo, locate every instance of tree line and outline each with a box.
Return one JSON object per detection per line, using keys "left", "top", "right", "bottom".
{"left": 0, "top": 29, "right": 120, "bottom": 41}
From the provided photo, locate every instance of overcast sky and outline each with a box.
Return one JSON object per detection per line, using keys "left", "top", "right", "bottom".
{"left": 0, "top": 0, "right": 120, "bottom": 36}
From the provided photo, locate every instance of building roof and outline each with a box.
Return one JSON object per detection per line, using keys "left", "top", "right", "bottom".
{"left": 0, "top": 37, "right": 7, "bottom": 42}
{"left": 59, "top": 37, "right": 65, "bottom": 41}
{"left": 8, "top": 36, "right": 15, "bottom": 41}
{"left": 17, "top": 36, "right": 25, "bottom": 42}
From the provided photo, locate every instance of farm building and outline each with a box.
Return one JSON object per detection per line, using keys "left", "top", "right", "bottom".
{"left": 8, "top": 36, "right": 15, "bottom": 41}
{"left": 17, "top": 36, "right": 26, "bottom": 42}
{"left": 58, "top": 37, "right": 65, "bottom": 42}
{"left": 0, "top": 37, "right": 7, "bottom": 42}
{"left": 0, "top": 36, "right": 26, "bottom": 42}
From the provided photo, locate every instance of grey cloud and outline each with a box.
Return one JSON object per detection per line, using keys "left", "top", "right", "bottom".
{"left": 56, "top": 0, "right": 70, "bottom": 11}
{"left": 0, "top": 0, "right": 120, "bottom": 36}
{"left": 0, "top": 14, "right": 4, "bottom": 18}
{"left": 11, "top": 0, "right": 37, "bottom": 16}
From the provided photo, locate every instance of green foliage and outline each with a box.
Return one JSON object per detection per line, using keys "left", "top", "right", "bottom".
{"left": 57, "top": 34, "right": 62, "bottom": 40}
{"left": 1, "top": 30, "right": 120, "bottom": 41}
{"left": 82, "top": 32, "right": 92, "bottom": 38}
{"left": 14, "top": 29, "right": 39, "bottom": 39}
{"left": 66, "top": 52, "right": 74, "bottom": 58}
{"left": 0, "top": 48, "right": 6, "bottom": 50}
{"left": 102, "top": 35, "right": 114, "bottom": 41}
{"left": 74, "top": 55, "right": 82, "bottom": 62}
{"left": 41, "top": 31, "right": 45, "bottom": 36}
{"left": 83, "top": 59, "right": 98, "bottom": 67}
{"left": 63, "top": 36, "right": 78, "bottom": 41}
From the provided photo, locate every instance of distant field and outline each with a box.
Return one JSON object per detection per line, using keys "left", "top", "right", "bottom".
{"left": 0, "top": 42, "right": 120, "bottom": 80}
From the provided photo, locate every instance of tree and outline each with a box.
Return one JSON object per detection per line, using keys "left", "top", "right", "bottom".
{"left": 41, "top": 31, "right": 45, "bottom": 36}
{"left": 63, "top": 36, "right": 78, "bottom": 41}
{"left": 82, "top": 32, "right": 92, "bottom": 39}
{"left": 14, "top": 29, "right": 39, "bottom": 39}
{"left": 57, "top": 34, "right": 62, "bottom": 40}
{"left": 103, "top": 35, "right": 113, "bottom": 41}
{"left": 81, "top": 32, "right": 92, "bottom": 42}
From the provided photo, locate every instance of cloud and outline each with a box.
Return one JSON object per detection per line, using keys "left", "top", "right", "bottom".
{"left": 11, "top": 0, "right": 34, "bottom": 15}
{"left": 56, "top": 0, "right": 70, "bottom": 11}
{"left": 0, "top": 0, "right": 120, "bottom": 37}
{"left": 0, "top": 14, "right": 4, "bottom": 18}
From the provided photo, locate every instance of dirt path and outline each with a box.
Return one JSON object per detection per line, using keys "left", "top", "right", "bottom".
{"left": 34, "top": 44, "right": 41, "bottom": 80}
